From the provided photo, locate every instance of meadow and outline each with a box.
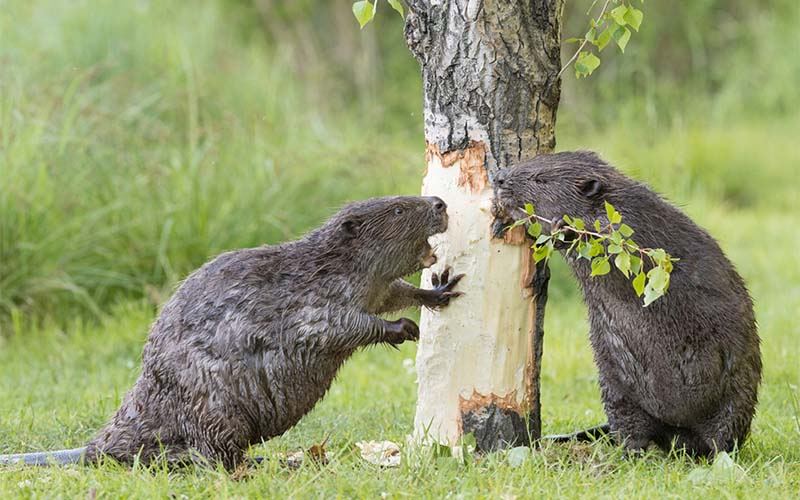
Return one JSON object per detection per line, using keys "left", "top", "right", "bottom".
{"left": 1, "top": 0, "right": 798, "bottom": 497}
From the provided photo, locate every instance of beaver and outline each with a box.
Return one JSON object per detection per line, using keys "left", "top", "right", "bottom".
{"left": 493, "top": 151, "right": 761, "bottom": 457}
{"left": 1, "top": 196, "right": 464, "bottom": 469}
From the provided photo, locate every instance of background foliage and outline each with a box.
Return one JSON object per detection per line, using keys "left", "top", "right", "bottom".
{"left": 0, "top": 0, "right": 798, "bottom": 497}
{"left": 2, "top": 0, "right": 798, "bottom": 321}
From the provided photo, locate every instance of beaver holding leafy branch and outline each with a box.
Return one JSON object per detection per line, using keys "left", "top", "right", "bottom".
{"left": 493, "top": 150, "right": 761, "bottom": 457}
{"left": 1, "top": 196, "right": 463, "bottom": 470}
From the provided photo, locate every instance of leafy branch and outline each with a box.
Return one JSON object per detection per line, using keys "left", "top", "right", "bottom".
{"left": 560, "top": 0, "right": 645, "bottom": 78}
{"left": 352, "top": 0, "right": 405, "bottom": 28}
{"left": 508, "top": 201, "right": 677, "bottom": 306}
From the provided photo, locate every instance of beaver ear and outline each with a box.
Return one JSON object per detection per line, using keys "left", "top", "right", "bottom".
{"left": 580, "top": 179, "right": 604, "bottom": 199}
{"left": 340, "top": 218, "right": 362, "bottom": 239}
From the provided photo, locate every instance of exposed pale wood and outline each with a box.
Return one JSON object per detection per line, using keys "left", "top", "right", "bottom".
{"left": 407, "top": 0, "right": 563, "bottom": 450}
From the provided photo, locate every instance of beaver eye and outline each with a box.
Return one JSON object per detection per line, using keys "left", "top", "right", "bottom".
{"left": 394, "top": 207, "right": 404, "bottom": 215}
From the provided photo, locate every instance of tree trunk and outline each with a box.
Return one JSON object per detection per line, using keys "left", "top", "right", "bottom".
{"left": 405, "top": 0, "right": 563, "bottom": 451}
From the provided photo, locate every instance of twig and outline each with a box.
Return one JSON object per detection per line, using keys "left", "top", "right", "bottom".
{"left": 557, "top": 0, "right": 613, "bottom": 78}
{"left": 513, "top": 213, "right": 664, "bottom": 266}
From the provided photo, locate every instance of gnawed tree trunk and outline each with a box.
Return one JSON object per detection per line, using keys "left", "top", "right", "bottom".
{"left": 405, "top": 0, "right": 563, "bottom": 451}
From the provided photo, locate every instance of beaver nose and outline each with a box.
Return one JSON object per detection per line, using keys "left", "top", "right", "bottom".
{"left": 494, "top": 170, "right": 507, "bottom": 188}
{"left": 426, "top": 196, "right": 447, "bottom": 212}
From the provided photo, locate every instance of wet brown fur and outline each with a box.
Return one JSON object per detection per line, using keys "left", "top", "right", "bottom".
{"left": 494, "top": 151, "right": 761, "bottom": 457}
{"left": 2, "top": 196, "right": 463, "bottom": 469}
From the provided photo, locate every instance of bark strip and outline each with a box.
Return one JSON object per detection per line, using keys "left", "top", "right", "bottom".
{"left": 524, "top": 260, "right": 551, "bottom": 442}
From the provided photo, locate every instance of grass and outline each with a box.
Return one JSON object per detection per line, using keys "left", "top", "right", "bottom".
{"left": 2, "top": 280, "right": 799, "bottom": 497}
{"left": 0, "top": 0, "right": 420, "bottom": 319}
{"left": 2, "top": 0, "right": 800, "bottom": 497}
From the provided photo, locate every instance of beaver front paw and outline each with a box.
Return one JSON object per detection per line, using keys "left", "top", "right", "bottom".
{"left": 424, "top": 267, "right": 465, "bottom": 309}
{"left": 384, "top": 318, "right": 420, "bottom": 345}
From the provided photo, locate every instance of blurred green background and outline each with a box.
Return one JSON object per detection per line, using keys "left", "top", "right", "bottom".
{"left": 1, "top": 1, "right": 799, "bottom": 497}
{"left": 1, "top": 0, "right": 798, "bottom": 321}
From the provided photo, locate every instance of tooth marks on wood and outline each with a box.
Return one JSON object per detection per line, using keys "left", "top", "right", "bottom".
{"left": 426, "top": 140, "right": 489, "bottom": 193}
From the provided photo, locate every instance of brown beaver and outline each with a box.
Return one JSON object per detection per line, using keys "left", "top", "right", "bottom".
{"left": 493, "top": 151, "right": 761, "bottom": 457}
{"left": 1, "top": 196, "right": 464, "bottom": 469}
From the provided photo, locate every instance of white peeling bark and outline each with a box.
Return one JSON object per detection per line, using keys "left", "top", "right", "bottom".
{"left": 405, "top": 0, "right": 563, "bottom": 451}
{"left": 415, "top": 152, "right": 534, "bottom": 447}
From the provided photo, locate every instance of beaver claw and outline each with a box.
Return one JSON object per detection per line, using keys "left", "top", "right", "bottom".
{"left": 491, "top": 218, "right": 510, "bottom": 239}
{"left": 425, "top": 267, "right": 465, "bottom": 309}
{"left": 551, "top": 216, "right": 579, "bottom": 250}
{"left": 384, "top": 318, "right": 420, "bottom": 345}
{"left": 552, "top": 217, "right": 578, "bottom": 242}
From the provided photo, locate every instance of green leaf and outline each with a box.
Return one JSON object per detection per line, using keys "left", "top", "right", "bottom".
{"left": 629, "top": 254, "right": 642, "bottom": 276}
{"left": 532, "top": 244, "right": 545, "bottom": 263}
{"left": 624, "top": 6, "right": 644, "bottom": 31}
{"left": 572, "top": 217, "right": 585, "bottom": 230}
{"left": 575, "top": 240, "right": 592, "bottom": 260}
{"left": 533, "top": 243, "right": 551, "bottom": 263}
{"left": 596, "top": 28, "right": 612, "bottom": 51}
{"left": 608, "top": 244, "right": 623, "bottom": 254}
{"left": 609, "top": 5, "right": 628, "bottom": 26}
{"left": 352, "top": 1, "right": 376, "bottom": 28}
{"left": 585, "top": 27, "right": 596, "bottom": 43}
{"left": 588, "top": 239, "right": 604, "bottom": 257}
{"left": 535, "top": 234, "right": 551, "bottom": 245}
{"left": 591, "top": 256, "right": 611, "bottom": 277}
{"left": 632, "top": 271, "right": 646, "bottom": 296}
{"left": 578, "top": 242, "right": 592, "bottom": 260}
{"left": 387, "top": 0, "right": 404, "bottom": 18}
{"left": 647, "top": 266, "right": 669, "bottom": 292}
{"left": 643, "top": 286, "right": 663, "bottom": 307}
{"left": 527, "top": 222, "right": 543, "bottom": 238}
{"left": 564, "top": 37, "right": 581, "bottom": 44}
{"left": 614, "top": 251, "right": 631, "bottom": 277}
{"left": 604, "top": 200, "right": 622, "bottom": 224}
{"left": 619, "top": 223, "right": 634, "bottom": 237}
{"left": 594, "top": 219, "right": 602, "bottom": 231}
{"left": 563, "top": 215, "right": 574, "bottom": 225}
{"left": 524, "top": 203, "right": 534, "bottom": 215}
{"left": 574, "top": 51, "right": 601, "bottom": 77}
{"left": 613, "top": 25, "right": 632, "bottom": 52}
{"left": 647, "top": 248, "right": 667, "bottom": 262}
